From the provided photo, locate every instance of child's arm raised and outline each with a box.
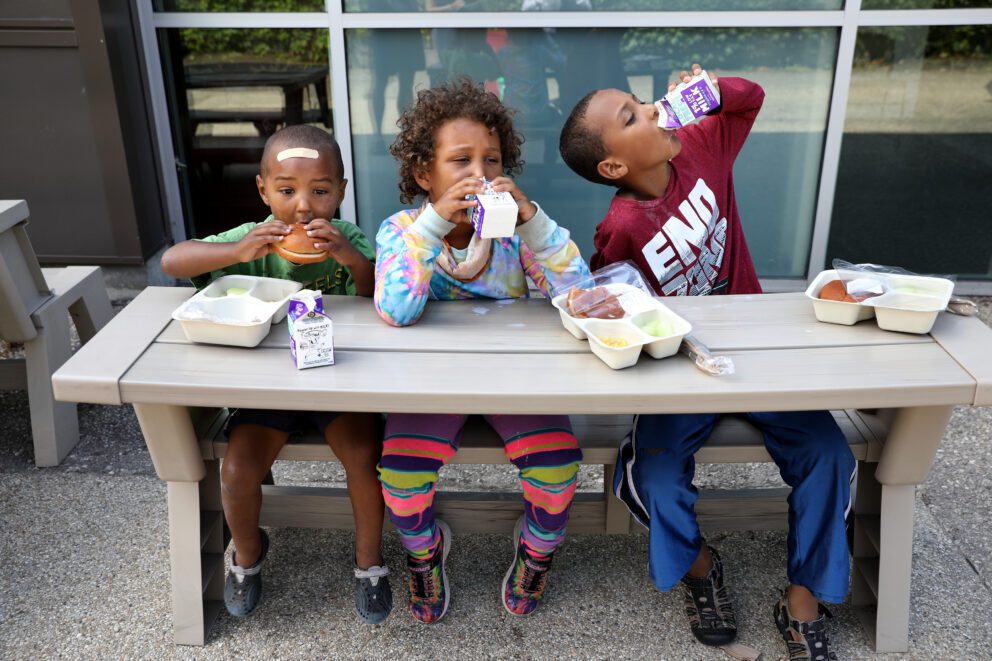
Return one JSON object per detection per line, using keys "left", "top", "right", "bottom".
{"left": 374, "top": 178, "right": 482, "bottom": 326}
{"left": 491, "top": 177, "right": 591, "bottom": 297}
{"left": 160, "top": 220, "right": 290, "bottom": 280}
{"left": 674, "top": 64, "right": 765, "bottom": 162}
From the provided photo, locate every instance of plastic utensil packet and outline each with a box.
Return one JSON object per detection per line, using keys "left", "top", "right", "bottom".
{"left": 947, "top": 297, "right": 978, "bottom": 317}
{"left": 679, "top": 334, "right": 734, "bottom": 376}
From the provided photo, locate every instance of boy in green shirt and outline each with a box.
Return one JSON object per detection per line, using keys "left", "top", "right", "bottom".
{"left": 161, "top": 125, "right": 391, "bottom": 625}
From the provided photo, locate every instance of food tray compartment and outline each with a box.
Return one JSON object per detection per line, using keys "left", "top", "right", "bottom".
{"left": 172, "top": 275, "right": 304, "bottom": 347}
{"left": 804, "top": 270, "right": 876, "bottom": 326}
{"left": 551, "top": 282, "right": 656, "bottom": 340}
{"left": 552, "top": 286, "right": 692, "bottom": 369}
{"left": 172, "top": 295, "right": 274, "bottom": 348}
{"left": 630, "top": 307, "right": 693, "bottom": 359}
{"left": 583, "top": 319, "right": 651, "bottom": 370}
{"left": 862, "top": 274, "right": 952, "bottom": 334}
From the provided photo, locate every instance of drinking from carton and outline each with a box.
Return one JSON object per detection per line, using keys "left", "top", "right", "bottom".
{"left": 374, "top": 78, "right": 590, "bottom": 624}
{"left": 468, "top": 178, "right": 519, "bottom": 239}
{"left": 560, "top": 63, "right": 853, "bottom": 660}
{"left": 656, "top": 69, "right": 721, "bottom": 129}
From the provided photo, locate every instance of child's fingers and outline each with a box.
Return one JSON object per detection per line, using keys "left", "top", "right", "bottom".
{"left": 253, "top": 223, "right": 290, "bottom": 237}
{"left": 249, "top": 232, "right": 287, "bottom": 247}
{"left": 691, "top": 63, "right": 702, "bottom": 76}
{"left": 668, "top": 82, "right": 677, "bottom": 93}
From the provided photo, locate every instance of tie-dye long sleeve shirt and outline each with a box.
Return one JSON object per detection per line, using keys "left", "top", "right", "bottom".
{"left": 374, "top": 202, "right": 590, "bottom": 327}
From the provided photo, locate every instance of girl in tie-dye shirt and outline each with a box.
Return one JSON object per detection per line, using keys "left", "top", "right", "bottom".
{"left": 373, "top": 79, "right": 589, "bottom": 625}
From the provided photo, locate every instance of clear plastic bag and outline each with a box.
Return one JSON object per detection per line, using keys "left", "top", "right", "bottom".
{"left": 831, "top": 259, "right": 975, "bottom": 316}
{"left": 558, "top": 261, "right": 658, "bottom": 320}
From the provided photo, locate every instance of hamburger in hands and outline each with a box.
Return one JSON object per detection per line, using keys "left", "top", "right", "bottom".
{"left": 275, "top": 223, "right": 328, "bottom": 265}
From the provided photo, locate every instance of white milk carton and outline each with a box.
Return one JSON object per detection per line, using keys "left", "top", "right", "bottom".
{"left": 287, "top": 289, "right": 334, "bottom": 369}
{"left": 468, "top": 178, "right": 519, "bottom": 239}
{"left": 655, "top": 70, "right": 721, "bottom": 129}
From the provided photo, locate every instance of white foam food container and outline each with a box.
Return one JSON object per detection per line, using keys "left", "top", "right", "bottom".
{"left": 173, "top": 275, "right": 303, "bottom": 347}
{"left": 551, "top": 284, "right": 692, "bottom": 369}
{"left": 804, "top": 270, "right": 876, "bottom": 326}
{"left": 862, "top": 273, "right": 953, "bottom": 334}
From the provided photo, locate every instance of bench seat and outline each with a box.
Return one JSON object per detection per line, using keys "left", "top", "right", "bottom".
{"left": 197, "top": 409, "right": 883, "bottom": 535}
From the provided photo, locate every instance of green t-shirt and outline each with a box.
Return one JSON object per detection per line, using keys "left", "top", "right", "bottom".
{"left": 189, "top": 217, "right": 375, "bottom": 296}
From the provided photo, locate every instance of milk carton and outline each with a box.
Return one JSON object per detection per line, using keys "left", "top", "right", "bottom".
{"left": 468, "top": 179, "right": 519, "bottom": 239}
{"left": 655, "top": 70, "right": 721, "bottom": 129}
{"left": 287, "top": 289, "right": 334, "bottom": 369}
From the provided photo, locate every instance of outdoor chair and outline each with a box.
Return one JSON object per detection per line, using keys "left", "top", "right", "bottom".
{"left": 0, "top": 199, "right": 114, "bottom": 466}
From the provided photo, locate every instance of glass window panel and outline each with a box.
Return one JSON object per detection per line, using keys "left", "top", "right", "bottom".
{"left": 347, "top": 27, "right": 837, "bottom": 277}
{"left": 347, "top": 0, "right": 841, "bottom": 12}
{"left": 154, "top": 1, "right": 325, "bottom": 12}
{"left": 828, "top": 25, "right": 992, "bottom": 279}
{"left": 157, "top": 28, "right": 332, "bottom": 238}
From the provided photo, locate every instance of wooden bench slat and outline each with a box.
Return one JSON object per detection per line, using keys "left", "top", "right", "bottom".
{"left": 202, "top": 410, "right": 878, "bottom": 464}
{"left": 257, "top": 485, "right": 796, "bottom": 534}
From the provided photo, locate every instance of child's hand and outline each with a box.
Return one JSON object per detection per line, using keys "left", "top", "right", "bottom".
{"left": 233, "top": 220, "right": 291, "bottom": 263}
{"left": 432, "top": 177, "right": 485, "bottom": 224}
{"left": 305, "top": 219, "right": 365, "bottom": 267}
{"left": 490, "top": 177, "right": 538, "bottom": 225}
{"left": 668, "top": 63, "right": 719, "bottom": 95}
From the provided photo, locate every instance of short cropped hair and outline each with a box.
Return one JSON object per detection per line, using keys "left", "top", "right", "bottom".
{"left": 261, "top": 124, "right": 344, "bottom": 180}
{"left": 390, "top": 78, "right": 524, "bottom": 205}
{"left": 559, "top": 90, "right": 612, "bottom": 187}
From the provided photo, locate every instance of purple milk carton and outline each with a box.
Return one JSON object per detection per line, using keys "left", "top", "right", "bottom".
{"left": 655, "top": 70, "right": 721, "bottom": 129}
{"left": 287, "top": 289, "right": 334, "bottom": 369}
{"left": 467, "top": 178, "right": 518, "bottom": 239}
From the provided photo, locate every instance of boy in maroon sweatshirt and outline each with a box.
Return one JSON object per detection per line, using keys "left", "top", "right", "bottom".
{"left": 559, "top": 66, "right": 853, "bottom": 661}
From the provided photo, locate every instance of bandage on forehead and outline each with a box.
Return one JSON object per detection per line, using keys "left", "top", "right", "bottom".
{"left": 276, "top": 147, "right": 320, "bottom": 162}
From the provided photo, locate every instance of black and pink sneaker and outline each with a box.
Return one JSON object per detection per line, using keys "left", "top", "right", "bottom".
{"left": 406, "top": 520, "right": 451, "bottom": 624}
{"left": 501, "top": 516, "right": 554, "bottom": 616}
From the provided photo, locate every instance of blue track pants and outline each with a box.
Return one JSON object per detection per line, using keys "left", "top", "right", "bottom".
{"left": 614, "top": 411, "right": 856, "bottom": 603}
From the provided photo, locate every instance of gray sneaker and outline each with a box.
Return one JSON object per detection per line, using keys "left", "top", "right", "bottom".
{"left": 224, "top": 528, "right": 269, "bottom": 618}
{"left": 355, "top": 563, "right": 392, "bottom": 624}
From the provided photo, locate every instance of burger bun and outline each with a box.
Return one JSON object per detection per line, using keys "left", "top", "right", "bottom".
{"left": 818, "top": 280, "right": 857, "bottom": 303}
{"left": 274, "top": 223, "right": 328, "bottom": 265}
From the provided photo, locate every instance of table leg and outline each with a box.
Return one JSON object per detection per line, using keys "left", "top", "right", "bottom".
{"left": 133, "top": 403, "right": 221, "bottom": 645}
{"left": 603, "top": 463, "right": 630, "bottom": 534}
{"left": 855, "top": 405, "right": 954, "bottom": 653}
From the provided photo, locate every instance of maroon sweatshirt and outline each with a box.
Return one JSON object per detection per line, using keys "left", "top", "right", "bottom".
{"left": 590, "top": 77, "right": 765, "bottom": 297}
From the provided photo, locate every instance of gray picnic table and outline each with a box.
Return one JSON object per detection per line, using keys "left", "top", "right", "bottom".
{"left": 51, "top": 287, "right": 992, "bottom": 650}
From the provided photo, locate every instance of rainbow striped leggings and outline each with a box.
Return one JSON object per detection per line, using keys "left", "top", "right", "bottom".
{"left": 378, "top": 413, "right": 582, "bottom": 560}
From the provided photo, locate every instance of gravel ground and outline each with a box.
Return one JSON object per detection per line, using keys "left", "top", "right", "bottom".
{"left": 1, "top": 277, "right": 990, "bottom": 659}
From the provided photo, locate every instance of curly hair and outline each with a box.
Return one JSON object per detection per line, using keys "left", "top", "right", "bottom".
{"left": 389, "top": 78, "right": 524, "bottom": 204}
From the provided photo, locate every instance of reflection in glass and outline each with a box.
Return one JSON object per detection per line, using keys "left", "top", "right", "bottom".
{"left": 346, "top": 0, "right": 840, "bottom": 12}
{"left": 154, "top": 0, "right": 325, "bottom": 11}
{"left": 157, "top": 28, "right": 332, "bottom": 239}
{"left": 860, "top": 0, "right": 990, "bottom": 9}
{"left": 347, "top": 27, "right": 837, "bottom": 277}
{"left": 828, "top": 25, "right": 992, "bottom": 279}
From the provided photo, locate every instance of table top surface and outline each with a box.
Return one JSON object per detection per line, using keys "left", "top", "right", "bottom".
{"left": 52, "top": 287, "right": 992, "bottom": 415}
